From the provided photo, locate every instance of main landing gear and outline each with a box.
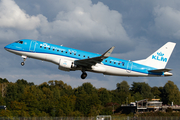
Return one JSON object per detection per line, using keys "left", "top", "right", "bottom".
{"left": 81, "top": 71, "right": 87, "bottom": 79}
{"left": 21, "top": 55, "right": 27, "bottom": 66}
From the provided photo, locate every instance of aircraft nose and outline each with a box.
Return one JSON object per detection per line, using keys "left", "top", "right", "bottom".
{"left": 4, "top": 44, "right": 12, "bottom": 50}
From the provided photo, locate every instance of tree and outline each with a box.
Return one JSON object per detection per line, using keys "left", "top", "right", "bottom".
{"left": 16, "top": 79, "right": 34, "bottom": 86}
{"left": 0, "top": 92, "right": 5, "bottom": 105}
{"left": 116, "top": 80, "right": 130, "bottom": 93}
{"left": 131, "top": 82, "right": 153, "bottom": 99}
{"left": 5, "top": 83, "right": 25, "bottom": 107}
{"left": 114, "top": 81, "right": 130, "bottom": 104}
{"left": 81, "top": 82, "right": 97, "bottom": 94}
{"left": 98, "top": 88, "right": 111, "bottom": 106}
{"left": 163, "top": 81, "right": 180, "bottom": 105}
{"left": 75, "top": 82, "right": 100, "bottom": 116}
{"left": 133, "top": 92, "right": 143, "bottom": 101}
{"left": 0, "top": 78, "right": 9, "bottom": 83}
{"left": 151, "top": 86, "right": 161, "bottom": 99}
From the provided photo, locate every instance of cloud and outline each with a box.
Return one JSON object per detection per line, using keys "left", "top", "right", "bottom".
{"left": 0, "top": 0, "right": 40, "bottom": 30}
{"left": 0, "top": 0, "right": 132, "bottom": 51}
{"left": 40, "top": 1, "right": 130, "bottom": 46}
{"left": 153, "top": 6, "right": 180, "bottom": 39}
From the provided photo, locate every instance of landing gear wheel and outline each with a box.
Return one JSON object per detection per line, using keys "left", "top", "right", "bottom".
{"left": 81, "top": 72, "right": 87, "bottom": 79}
{"left": 21, "top": 56, "right": 27, "bottom": 66}
{"left": 21, "top": 62, "right": 25, "bottom": 66}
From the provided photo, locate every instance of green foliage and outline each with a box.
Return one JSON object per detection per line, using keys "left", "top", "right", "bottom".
{"left": 0, "top": 93, "right": 5, "bottom": 105}
{"left": 151, "top": 86, "right": 161, "bottom": 99}
{"left": 0, "top": 78, "right": 9, "bottom": 83}
{"left": 131, "top": 82, "right": 153, "bottom": 99}
{"left": 0, "top": 79, "right": 180, "bottom": 117}
{"left": 116, "top": 81, "right": 130, "bottom": 93}
{"left": 98, "top": 88, "right": 111, "bottom": 106}
{"left": 163, "top": 81, "right": 180, "bottom": 105}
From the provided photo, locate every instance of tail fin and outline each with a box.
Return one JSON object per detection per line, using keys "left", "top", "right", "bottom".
{"left": 134, "top": 42, "right": 176, "bottom": 69}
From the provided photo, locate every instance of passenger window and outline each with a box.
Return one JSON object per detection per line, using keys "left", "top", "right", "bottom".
{"left": 110, "top": 61, "right": 111, "bottom": 63}
{"left": 122, "top": 62, "right": 125, "bottom": 66}
{"left": 40, "top": 46, "right": 42, "bottom": 48}
{"left": 114, "top": 62, "right": 116, "bottom": 64}
{"left": 70, "top": 52, "right": 72, "bottom": 54}
{"left": 53, "top": 49, "right": 55, "bottom": 51}
{"left": 83, "top": 55, "right": 85, "bottom": 57}
{"left": 66, "top": 52, "right": 67, "bottom": 53}
{"left": 57, "top": 50, "right": 59, "bottom": 52}
{"left": 48, "top": 48, "right": 50, "bottom": 50}
{"left": 61, "top": 51, "right": 63, "bottom": 53}
{"left": 44, "top": 47, "right": 46, "bottom": 49}
{"left": 78, "top": 54, "right": 80, "bottom": 56}
{"left": 74, "top": 53, "right": 76, "bottom": 55}
{"left": 118, "top": 63, "right": 120, "bottom": 65}
{"left": 105, "top": 60, "right": 107, "bottom": 62}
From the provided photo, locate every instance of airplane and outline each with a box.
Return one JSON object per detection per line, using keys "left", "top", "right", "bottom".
{"left": 4, "top": 39, "right": 176, "bottom": 79}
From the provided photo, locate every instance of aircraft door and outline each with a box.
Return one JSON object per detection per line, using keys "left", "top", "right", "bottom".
{"left": 29, "top": 41, "right": 36, "bottom": 52}
{"left": 126, "top": 61, "right": 133, "bottom": 73}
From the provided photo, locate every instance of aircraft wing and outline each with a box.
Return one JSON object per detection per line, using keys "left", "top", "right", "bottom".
{"left": 148, "top": 68, "right": 172, "bottom": 72}
{"left": 74, "top": 46, "right": 115, "bottom": 67}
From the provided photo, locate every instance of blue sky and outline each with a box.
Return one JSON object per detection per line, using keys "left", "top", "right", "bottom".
{"left": 1, "top": 0, "right": 180, "bottom": 90}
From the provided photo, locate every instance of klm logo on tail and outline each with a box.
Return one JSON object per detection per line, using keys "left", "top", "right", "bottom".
{"left": 152, "top": 52, "right": 167, "bottom": 62}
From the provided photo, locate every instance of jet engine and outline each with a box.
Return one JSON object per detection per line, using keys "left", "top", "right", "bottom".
{"left": 58, "top": 58, "right": 75, "bottom": 71}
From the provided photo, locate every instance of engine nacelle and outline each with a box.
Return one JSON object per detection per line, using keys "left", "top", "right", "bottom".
{"left": 58, "top": 59, "right": 75, "bottom": 71}
{"left": 91, "top": 65, "right": 106, "bottom": 73}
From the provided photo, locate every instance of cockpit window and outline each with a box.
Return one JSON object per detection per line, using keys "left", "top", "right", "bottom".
{"left": 19, "top": 41, "right": 23, "bottom": 44}
{"left": 15, "top": 40, "right": 23, "bottom": 44}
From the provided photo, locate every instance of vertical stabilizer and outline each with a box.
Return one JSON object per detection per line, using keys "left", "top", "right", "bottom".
{"left": 134, "top": 42, "right": 176, "bottom": 69}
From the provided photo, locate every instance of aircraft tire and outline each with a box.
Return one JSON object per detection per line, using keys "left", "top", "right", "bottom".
{"left": 21, "top": 62, "right": 25, "bottom": 66}
{"left": 81, "top": 72, "right": 87, "bottom": 79}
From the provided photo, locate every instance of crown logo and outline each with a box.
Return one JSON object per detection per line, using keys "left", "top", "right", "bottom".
{"left": 157, "top": 52, "right": 164, "bottom": 56}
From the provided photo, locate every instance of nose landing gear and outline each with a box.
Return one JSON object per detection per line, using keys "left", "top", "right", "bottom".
{"left": 21, "top": 55, "right": 27, "bottom": 66}
{"left": 21, "top": 62, "right": 25, "bottom": 66}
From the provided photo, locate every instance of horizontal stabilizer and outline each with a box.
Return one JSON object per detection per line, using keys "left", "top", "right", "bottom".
{"left": 148, "top": 68, "right": 172, "bottom": 73}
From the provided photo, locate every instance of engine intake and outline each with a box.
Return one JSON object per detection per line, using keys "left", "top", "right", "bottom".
{"left": 58, "top": 58, "right": 75, "bottom": 71}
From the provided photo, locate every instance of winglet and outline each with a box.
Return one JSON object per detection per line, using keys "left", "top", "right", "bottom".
{"left": 101, "top": 46, "right": 115, "bottom": 59}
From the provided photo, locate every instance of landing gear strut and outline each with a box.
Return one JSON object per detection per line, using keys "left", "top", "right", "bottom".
{"left": 21, "top": 55, "right": 27, "bottom": 66}
{"left": 81, "top": 72, "right": 87, "bottom": 79}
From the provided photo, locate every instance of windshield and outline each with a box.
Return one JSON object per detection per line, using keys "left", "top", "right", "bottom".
{"left": 15, "top": 40, "right": 23, "bottom": 44}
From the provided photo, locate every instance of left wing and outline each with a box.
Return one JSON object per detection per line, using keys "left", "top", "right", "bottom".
{"left": 74, "top": 46, "right": 115, "bottom": 67}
